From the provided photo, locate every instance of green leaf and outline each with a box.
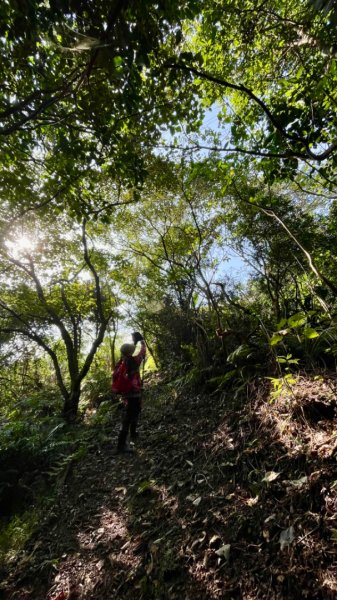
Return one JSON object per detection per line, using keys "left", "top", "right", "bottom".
{"left": 208, "top": 370, "right": 238, "bottom": 386}
{"left": 113, "top": 55, "right": 123, "bottom": 68}
{"left": 270, "top": 334, "right": 283, "bottom": 346}
{"left": 302, "top": 327, "right": 319, "bottom": 339}
{"left": 287, "top": 313, "right": 306, "bottom": 328}
{"left": 227, "top": 344, "right": 253, "bottom": 363}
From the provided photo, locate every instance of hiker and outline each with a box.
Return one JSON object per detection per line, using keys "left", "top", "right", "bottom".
{"left": 113, "top": 331, "right": 146, "bottom": 453}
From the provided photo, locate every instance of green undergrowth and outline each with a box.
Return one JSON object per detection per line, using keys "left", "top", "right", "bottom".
{"left": 0, "top": 391, "right": 123, "bottom": 568}
{"left": 2, "top": 368, "right": 337, "bottom": 598}
{"left": 0, "top": 371, "right": 189, "bottom": 569}
{"left": 0, "top": 510, "right": 40, "bottom": 566}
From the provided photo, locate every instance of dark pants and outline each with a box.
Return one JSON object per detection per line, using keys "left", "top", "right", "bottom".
{"left": 117, "top": 395, "right": 142, "bottom": 450}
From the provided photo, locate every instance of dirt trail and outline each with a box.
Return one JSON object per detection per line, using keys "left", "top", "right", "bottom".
{"left": 3, "top": 377, "right": 337, "bottom": 599}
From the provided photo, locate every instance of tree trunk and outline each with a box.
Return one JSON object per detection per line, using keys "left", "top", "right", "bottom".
{"left": 109, "top": 330, "right": 117, "bottom": 369}
{"left": 62, "top": 386, "right": 81, "bottom": 421}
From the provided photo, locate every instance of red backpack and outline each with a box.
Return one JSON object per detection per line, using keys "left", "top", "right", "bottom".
{"left": 112, "top": 359, "right": 133, "bottom": 395}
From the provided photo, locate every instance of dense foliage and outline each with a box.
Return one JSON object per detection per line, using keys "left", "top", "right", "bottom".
{"left": 2, "top": 0, "right": 337, "bottom": 578}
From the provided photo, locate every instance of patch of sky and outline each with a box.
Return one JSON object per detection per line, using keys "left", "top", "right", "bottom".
{"left": 159, "top": 103, "right": 249, "bottom": 282}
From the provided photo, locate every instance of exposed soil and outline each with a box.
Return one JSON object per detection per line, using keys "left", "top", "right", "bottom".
{"left": 1, "top": 374, "right": 337, "bottom": 599}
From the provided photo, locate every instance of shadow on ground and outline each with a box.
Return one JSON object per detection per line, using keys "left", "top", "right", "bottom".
{"left": 1, "top": 374, "right": 337, "bottom": 599}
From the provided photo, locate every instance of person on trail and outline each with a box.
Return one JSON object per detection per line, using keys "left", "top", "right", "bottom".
{"left": 113, "top": 331, "right": 146, "bottom": 454}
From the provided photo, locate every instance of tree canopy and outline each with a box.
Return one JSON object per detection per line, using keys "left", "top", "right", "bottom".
{"left": 1, "top": 0, "right": 337, "bottom": 407}
{"left": 0, "top": 0, "right": 202, "bottom": 216}
{"left": 3, "top": 3, "right": 337, "bottom": 597}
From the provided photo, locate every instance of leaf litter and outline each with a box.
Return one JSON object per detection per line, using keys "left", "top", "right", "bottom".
{"left": 1, "top": 374, "right": 337, "bottom": 598}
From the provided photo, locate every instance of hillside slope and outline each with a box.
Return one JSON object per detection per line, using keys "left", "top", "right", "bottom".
{"left": 1, "top": 375, "right": 337, "bottom": 599}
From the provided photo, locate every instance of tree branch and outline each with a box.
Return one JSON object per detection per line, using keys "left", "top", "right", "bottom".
{"left": 81, "top": 219, "right": 105, "bottom": 323}
{"left": 153, "top": 142, "right": 306, "bottom": 160}
{"left": 232, "top": 181, "right": 337, "bottom": 297}
{"left": 0, "top": 306, "right": 68, "bottom": 400}
{"left": 0, "top": 68, "right": 83, "bottom": 135}
{"left": 165, "top": 62, "right": 337, "bottom": 161}
{"left": 5, "top": 253, "right": 78, "bottom": 376}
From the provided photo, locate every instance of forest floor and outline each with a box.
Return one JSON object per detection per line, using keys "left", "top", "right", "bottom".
{"left": 2, "top": 373, "right": 337, "bottom": 599}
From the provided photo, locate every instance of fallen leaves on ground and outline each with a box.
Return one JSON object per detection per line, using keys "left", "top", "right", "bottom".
{"left": 1, "top": 374, "right": 337, "bottom": 599}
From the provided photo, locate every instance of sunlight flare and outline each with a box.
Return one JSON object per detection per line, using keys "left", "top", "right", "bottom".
{"left": 6, "top": 234, "right": 36, "bottom": 257}
{"left": 16, "top": 235, "right": 35, "bottom": 252}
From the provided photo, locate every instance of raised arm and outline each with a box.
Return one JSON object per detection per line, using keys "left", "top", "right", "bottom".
{"left": 132, "top": 332, "right": 146, "bottom": 365}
